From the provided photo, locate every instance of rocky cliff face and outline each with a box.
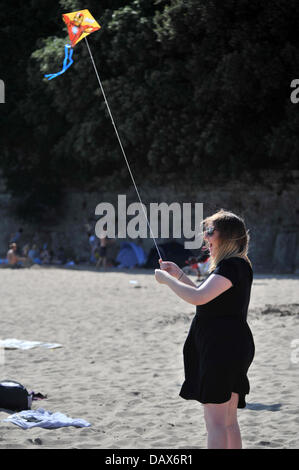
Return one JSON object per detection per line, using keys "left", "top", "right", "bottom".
{"left": 0, "top": 170, "right": 298, "bottom": 273}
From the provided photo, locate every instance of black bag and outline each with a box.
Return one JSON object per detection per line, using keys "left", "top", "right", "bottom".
{"left": 0, "top": 380, "right": 31, "bottom": 411}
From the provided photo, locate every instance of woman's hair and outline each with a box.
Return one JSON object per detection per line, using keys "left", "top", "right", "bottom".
{"left": 201, "top": 209, "right": 252, "bottom": 273}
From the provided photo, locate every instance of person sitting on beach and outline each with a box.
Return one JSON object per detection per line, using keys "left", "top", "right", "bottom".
{"left": 6, "top": 243, "right": 26, "bottom": 267}
{"left": 40, "top": 244, "right": 51, "bottom": 264}
{"left": 22, "top": 244, "right": 30, "bottom": 258}
{"left": 28, "top": 244, "right": 39, "bottom": 263}
{"left": 21, "top": 243, "right": 32, "bottom": 267}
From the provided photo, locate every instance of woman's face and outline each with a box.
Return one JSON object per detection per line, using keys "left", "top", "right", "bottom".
{"left": 204, "top": 226, "right": 220, "bottom": 256}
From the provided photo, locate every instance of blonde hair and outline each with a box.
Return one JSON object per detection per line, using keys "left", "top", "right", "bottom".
{"left": 201, "top": 209, "right": 252, "bottom": 273}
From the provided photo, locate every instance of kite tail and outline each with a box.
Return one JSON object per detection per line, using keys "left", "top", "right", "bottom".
{"left": 44, "top": 44, "right": 74, "bottom": 80}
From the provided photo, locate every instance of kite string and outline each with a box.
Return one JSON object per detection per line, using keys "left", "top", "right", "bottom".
{"left": 84, "top": 37, "right": 163, "bottom": 261}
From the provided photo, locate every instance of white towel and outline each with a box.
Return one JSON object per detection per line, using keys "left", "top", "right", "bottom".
{"left": 0, "top": 339, "right": 62, "bottom": 350}
{"left": 4, "top": 408, "right": 91, "bottom": 429}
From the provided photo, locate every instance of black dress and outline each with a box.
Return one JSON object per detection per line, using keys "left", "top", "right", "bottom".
{"left": 179, "top": 256, "right": 255, "bottom": 409}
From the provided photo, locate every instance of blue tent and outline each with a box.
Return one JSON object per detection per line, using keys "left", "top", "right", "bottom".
{"left": 116, "top": 242, "right": 146, "bottom": 268}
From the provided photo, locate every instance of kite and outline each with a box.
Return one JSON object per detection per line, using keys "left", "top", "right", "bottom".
{"left": 45, "top": 9, "right": 101, "bottom": 81}
{"left": 45, "top": 10, "right": 163, "bottom": 260}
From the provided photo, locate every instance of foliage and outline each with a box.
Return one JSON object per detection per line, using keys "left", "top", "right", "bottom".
{"left": 1, "top": 0, "right": 298, "bottom": 219}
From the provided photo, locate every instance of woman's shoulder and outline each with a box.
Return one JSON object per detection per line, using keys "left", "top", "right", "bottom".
{"left": 214, "top": 256, "right": 252, "bottom": 285}
{"left": 218, "top": 256, "right": 253, "bottom": 273}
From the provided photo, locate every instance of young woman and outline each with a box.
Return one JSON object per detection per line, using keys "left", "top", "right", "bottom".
{"left": 155, "top": 209, "right": 255, "bottom": 449}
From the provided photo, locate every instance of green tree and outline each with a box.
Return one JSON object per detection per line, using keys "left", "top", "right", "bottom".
{"left": 0, "top": 0, "right": 68, "bottom": 220}
{"left": 1, "top": 0, "right": 299, "bottom": 221}
{"left": 154, "top": 0, "right": 299, "bottom": 178}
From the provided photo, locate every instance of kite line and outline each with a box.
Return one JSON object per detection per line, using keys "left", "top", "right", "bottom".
{"left": 84, "top": 36, "right": 163, "bottom": 261}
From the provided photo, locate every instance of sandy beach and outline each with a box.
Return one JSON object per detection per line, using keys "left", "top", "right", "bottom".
{"left": 0, "top": 266, "right": 298, "bottom": 449}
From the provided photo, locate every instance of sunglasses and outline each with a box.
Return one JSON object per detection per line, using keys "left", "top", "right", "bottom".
{"left": 205, "top": 227, "right": 216, "bottom": 237}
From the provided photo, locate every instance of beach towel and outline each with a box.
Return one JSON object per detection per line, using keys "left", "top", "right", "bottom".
{"left": 0, "top": 339, "right": 62, "bottom": 350}
{"left": 3, "top": 408, "right": 91, "bottom": 429}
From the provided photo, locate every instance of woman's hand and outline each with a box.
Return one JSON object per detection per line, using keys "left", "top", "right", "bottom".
{"left": 158, "top": 259, "right": 183, "bottom": 279}
{"left": 155, "top": 269, "right": 171, "bottom": 285}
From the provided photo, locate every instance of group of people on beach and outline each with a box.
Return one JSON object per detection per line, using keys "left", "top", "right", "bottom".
{"left": 5, "top": 228, "right": 110, "bottom": 269}
{"left": 5, "top": 227, "right": 210, "bottom": 276}
{"left": 6, "top": 242, "right": 65, "bottom": 267}
{"left": 5, "top": 228, "right": 72, "bottom": 268}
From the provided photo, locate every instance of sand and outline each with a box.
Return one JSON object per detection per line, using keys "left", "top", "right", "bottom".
{"left": 0, "top": 266, "right": 298, "bottom": 449}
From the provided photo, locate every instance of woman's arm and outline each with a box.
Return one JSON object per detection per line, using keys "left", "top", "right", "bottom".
{"left": 155, "top": 269, "right": 233, "bottom": 305}
{"left": 159, "top": 259, "right": 197, "bottom": 288}
{"left": 177, "top": 270, "right": 198, "bottom": 288}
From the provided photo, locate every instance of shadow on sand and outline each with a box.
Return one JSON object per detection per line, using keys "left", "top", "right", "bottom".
{"left": 246, "top": 403, "right": 282, "bottom": 412}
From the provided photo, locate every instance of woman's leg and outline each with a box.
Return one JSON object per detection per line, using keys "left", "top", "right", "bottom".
{"left": 203, "top": 393, "right": 242, "bottom": 449}
{"left": 226, "top": 392, "right": 242, "bottom": 449}
{"left": 203, "top": 401, "right": 229, "bottom": 449}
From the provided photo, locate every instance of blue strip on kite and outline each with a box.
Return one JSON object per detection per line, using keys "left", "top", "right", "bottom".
{"left": 44, "top": 44, "right": 74, "bottom": 80}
